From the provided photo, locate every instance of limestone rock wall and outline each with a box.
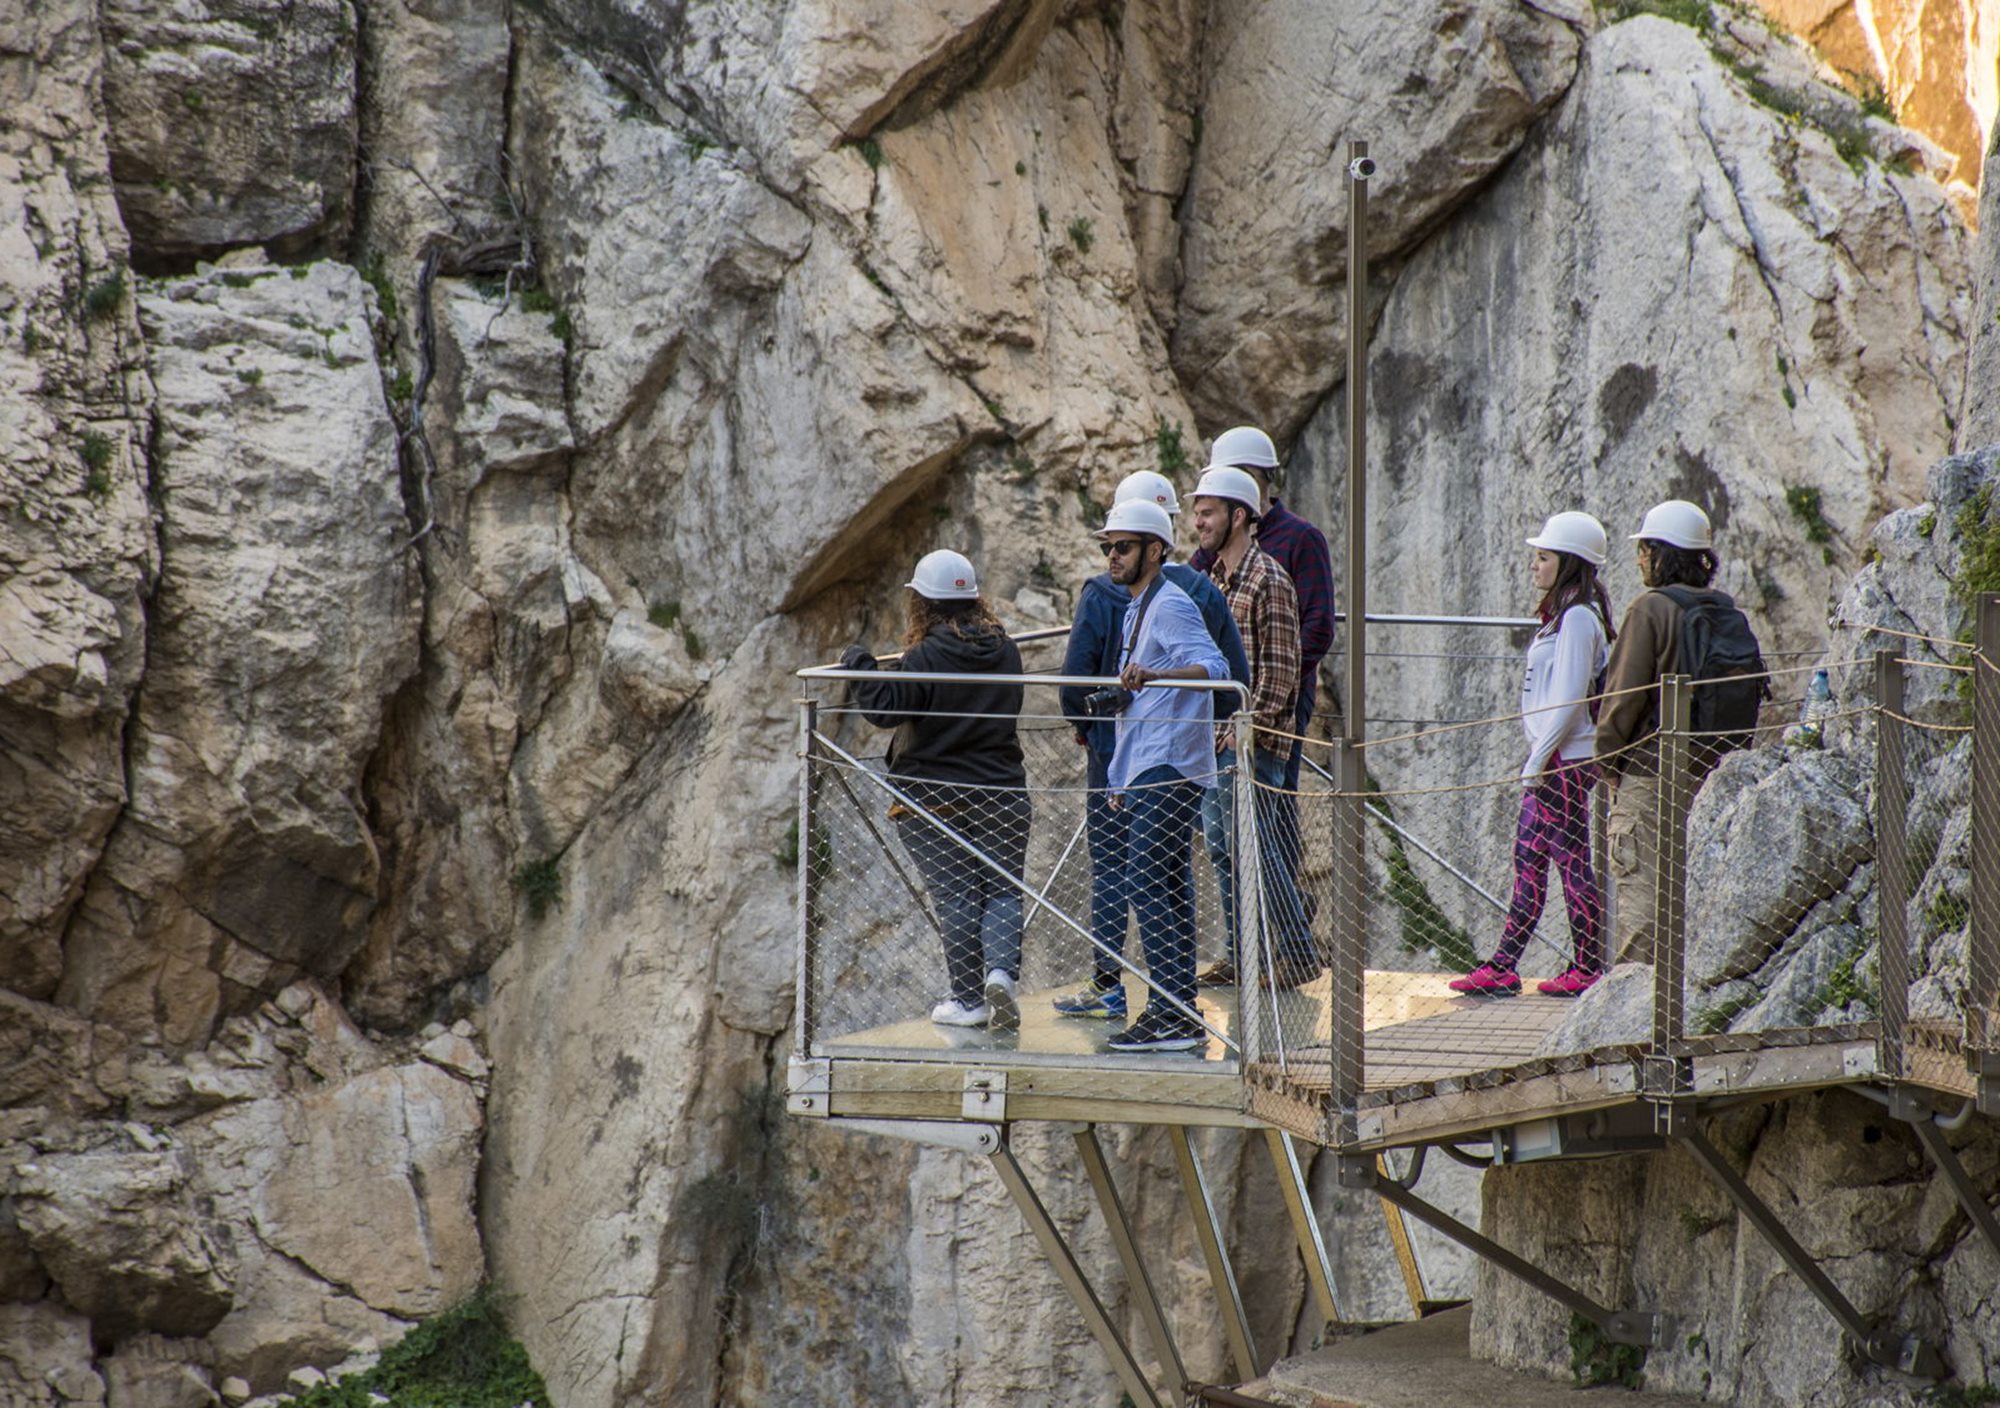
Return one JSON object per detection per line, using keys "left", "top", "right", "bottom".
{"left": 0, "top": 0, "right": 1995, "bottom": 1404}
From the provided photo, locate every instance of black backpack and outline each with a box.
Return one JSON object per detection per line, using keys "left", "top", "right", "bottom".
{"left": 1657, "top": 585, "right": 1770, "bottom": 769}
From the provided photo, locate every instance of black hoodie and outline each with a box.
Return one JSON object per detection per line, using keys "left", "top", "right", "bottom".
{"left": 846, "top": 622, "right": 1026, "bottom": 787}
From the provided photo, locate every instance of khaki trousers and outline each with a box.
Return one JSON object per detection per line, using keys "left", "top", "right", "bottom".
{"left": 1605, "top": 772, "right": 1662, "bottom": 966}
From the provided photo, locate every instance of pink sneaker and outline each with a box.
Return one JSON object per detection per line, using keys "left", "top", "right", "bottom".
{"left": 1448, "top": 963, "right": 1521, "bottom": 996}
{"left": 1536, "top": 967, "right": 1602, "bottom": 997}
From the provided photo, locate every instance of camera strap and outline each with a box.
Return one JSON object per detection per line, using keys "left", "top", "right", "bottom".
{"left": 1117, "top": 578, "right": 1165, "bottom": 671}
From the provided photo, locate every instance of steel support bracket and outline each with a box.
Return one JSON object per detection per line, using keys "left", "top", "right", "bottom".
{"left": 963, "top": 1068, "right": 1008, "bottom": 1122}
{"left": 786, "top": 1057, "right": 831, "bottom": 1117}
{"left": 825, "top": 1118, "right": 1002, "bottom": 1155}
{"left": 1858, "top": 1322, "right": 1947, "bottom": 1379}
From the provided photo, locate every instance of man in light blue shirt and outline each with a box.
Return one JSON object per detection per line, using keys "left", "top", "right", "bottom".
{"left": 1095, "top": 500, "right": 1228, "bottom": 1052}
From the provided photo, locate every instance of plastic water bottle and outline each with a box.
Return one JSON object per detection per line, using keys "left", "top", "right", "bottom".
{"left": 1788, "top": 669, "right": 1832, "bottom": 748}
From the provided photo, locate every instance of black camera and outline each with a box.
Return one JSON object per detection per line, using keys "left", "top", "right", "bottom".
{"left": 1083, "top": 687, "right": 1133, "bottom": 718}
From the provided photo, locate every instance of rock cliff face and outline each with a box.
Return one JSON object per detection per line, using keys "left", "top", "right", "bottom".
{"left": 1, "top": 0, "right": 1995, "bottom": 1405}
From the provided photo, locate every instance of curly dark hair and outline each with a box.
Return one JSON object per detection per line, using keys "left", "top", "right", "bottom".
{"left": 903, "top": 590, "right": 1006, "bottom": 647}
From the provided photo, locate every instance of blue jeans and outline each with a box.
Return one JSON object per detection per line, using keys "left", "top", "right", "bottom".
{"left": 1084, "top": 751, "right": 1130, "bottom": 986}
{"left": 1201, "top": 747, "right": 1314, "bottom": 967}
{"left": 1120, "top": 764, "right": 1202, "bottom": 1009}
{"left": 894, "top": 781, "right": 1031, "bottom": 1006}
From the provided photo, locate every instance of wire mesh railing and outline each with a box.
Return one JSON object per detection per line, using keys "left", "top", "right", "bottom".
{"left": 795, "top": 596, "right": 2000, "bottom": 1141}
{"left": 797, "top": 673, "right": 1253, "bottom": 1067}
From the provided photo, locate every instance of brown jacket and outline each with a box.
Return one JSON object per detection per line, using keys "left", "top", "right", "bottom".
{"left": 1594, "top": 590, "right": 1686, "bottom": 778}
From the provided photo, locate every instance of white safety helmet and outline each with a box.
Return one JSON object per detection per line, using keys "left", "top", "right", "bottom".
{"left": 1114, "top": 469, "right": 1182, "bottom": 516}
{"left": 1629, "top": 499, "right": 1713, "bottom": 551}
{"left": 1192, "top": 465, "right": 1263, "bottom": 521}
{"left": 906, "top": 549, "right": 981, "bottom": 600}
{"left": 1097, "top": 498, "right": 1175, "bottom": 546}
{"left": 1526, "top": 511, "right": 1608, "bottom": 567}
{"left": 1205, "top": 425, "right": 1280, "bottom": 471}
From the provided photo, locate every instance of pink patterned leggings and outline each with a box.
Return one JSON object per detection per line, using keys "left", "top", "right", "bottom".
{"left": 1491, "top": 759, "right": 1604, "bottom": 976}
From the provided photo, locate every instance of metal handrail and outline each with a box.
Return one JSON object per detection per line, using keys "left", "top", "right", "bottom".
{"left": 795, "top": 666, "right": 1254, "bottom": 710}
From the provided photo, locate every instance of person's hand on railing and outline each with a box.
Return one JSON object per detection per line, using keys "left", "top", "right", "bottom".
{"left": 839, "top": 644, "right": 877, "bottom": 672}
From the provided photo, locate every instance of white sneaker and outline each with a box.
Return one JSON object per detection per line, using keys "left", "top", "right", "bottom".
{"left": 984, "top": 970, "right": 1020, "bottom": 1032}
{"left": 931, "top": 998, "right": 991, "bottom": 1027}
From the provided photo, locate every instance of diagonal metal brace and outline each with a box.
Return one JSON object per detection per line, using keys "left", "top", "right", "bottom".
{"left": 1674, "top": 1128, "right": 1944, "bottom": 1379}
{"left": 988, "top": 1137, "right": 1164, "bottom": 1408}
{"left": 1334, "top": 1156, "right": 1668, "bottom": 1347}
{"left": 1882, "top": 1090, "right": 2000, "bottom": 1267}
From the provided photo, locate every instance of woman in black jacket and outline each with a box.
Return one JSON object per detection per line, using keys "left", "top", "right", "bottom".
{"left": 841, "top": 551, "right": 1031, "bottom": 1030}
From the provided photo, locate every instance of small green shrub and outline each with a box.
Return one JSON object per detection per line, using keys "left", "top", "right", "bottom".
{"left": 1595, "top": 0, "right": 1712, "bottom": 29}
{"left": 511, "top": 856, "right": 562, "bottom": 921}
{"left": 21, "top": 322, "right": 39, "bottom": 354}
{"left": 648, "top": 600, "right": 682, "bottom": 630}
{"left": 1066, "top": 216, "right": 1094, "bottom": 253}
{"left": 280, "top": 1287, "right": 551, "bottom": 1408}
{"left": 1155, "top": 417, "right": 1189, "bottom": 477}
{"left": 1013, "top": 160, "right": 1026, "bottom": 176}
{"left": 388, "top": 368, "right": 413, "bottom": 402}
{"left": 1918, "top": 510, "right": 1937, "bottom": 539}
{"left": 1691, "top": 988, "right": 1756, "bottom": 1035}
{"left": 1856, "top": 79, "right": 1896, "bottom": 122}
{"left": 1922, "top": 1384, "right": 2000, "bottom": 1407}
{"left": 289, "top": 263, "right": 312, "bottom": 280}
{"left": 979, "top": 395, "right": 1004, "bottom": 423}
{"left": 1569, "top": 1312, "right": 1647, "bottom": 1389}
{"left": 81, "top": 269, "right": 124, "bottom": 321}
{"left": 181, "top": 89, "right": 205, "bottom": 110}
{"left": 235, "top": 367, "right": 264, "bottom": 387}
{"left": 682, "top": 623, "right": 705, "bottom": 661}
{"left": 1810, "top": 948, "right": 1872, "bottom": 1014}
{"left": 855, "top": 136, "right": 883, "bottom": 169}
{"left": 362, "top": 257, "right": 399, "bottom": 323}
{"left": 1037, "top": 204, "right": 1050, "bottom": 233}
{"left": 1923, "top": 890, "right": 1970, "bottom": 936}
{"left": 1785, "top": 485, "right": 1834, "bottom": 555}
{"left": 219, "top": 271, "right": 257, "bottom": 289}
{"left": 775, "top": 815, "right": 799, "bottom": 869}
{"left": 1950, "top": 485, "right": 2000, "bottom": 605}
{"left": 80, "top": 430, "right": 113, "bottom": 472}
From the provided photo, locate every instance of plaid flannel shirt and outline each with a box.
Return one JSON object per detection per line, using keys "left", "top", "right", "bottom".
{"left": 1208, "top": 543, "right": 1301, "bottom": 741}
{"left": 1193, "top": 497, "right": 1334, "bottom": 717}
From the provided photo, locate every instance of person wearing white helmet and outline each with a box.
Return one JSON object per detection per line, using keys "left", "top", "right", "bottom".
{"left": 1189, "top": 426, "right": 1335, "bottom": 893}
{"left": 1054, "top": 471, "right": 1250, "bottom": 1021}
{"left": 840, "top": 550, "right": 1031, "bottom": 1030}
{"left": 1450, "top": 512, "right": 1616, "bottom": 998}
{"left": 1595, "top": 499, "right": 1721, "bottom": 966}
{"left": 1088, "top": 500, "right": 1227, "bottom": 1052}
{"left": 1188, "top": 465, "right": 1320, "bottom": 991}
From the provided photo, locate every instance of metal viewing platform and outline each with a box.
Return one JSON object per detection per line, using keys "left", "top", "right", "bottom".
{"left": 785, "top": 599, "right": 2000, "bottom": 1406}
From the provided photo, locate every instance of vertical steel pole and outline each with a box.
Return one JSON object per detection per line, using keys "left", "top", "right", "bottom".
{"left": 1971, "top": 594, "right": 2000, "bottom": 1080}
{"left": 1236, "top": 708, "right": 1268, "bottom": 1069}
{"left": 1328, "top": 738, "right": 1366, "bottom": 1141}
{"left": 796, "top": 698, "right": 819, "bottom": 1056}
{"left": 1876, "top": 650, "right": 1909, "bottom": 1080}
{"left": 1344, "top": 139, "right": 1370, "bottom": 749}
{"left": 1650, "top": 675, "right": 1692, "bottom": 1132}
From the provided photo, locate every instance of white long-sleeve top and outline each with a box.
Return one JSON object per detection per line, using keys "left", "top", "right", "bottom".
{"left": 1520, "top": 603, "right": 1610, "bottom": 780}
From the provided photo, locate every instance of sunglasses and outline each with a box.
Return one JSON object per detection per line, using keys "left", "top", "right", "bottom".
{"left": 1100, "top": 538, "right": 1147, "bottom": 558}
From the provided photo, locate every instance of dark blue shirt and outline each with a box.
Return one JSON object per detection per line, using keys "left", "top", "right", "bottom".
{"left": 1060, "top": 563, "right": 1251, "bottom": 762}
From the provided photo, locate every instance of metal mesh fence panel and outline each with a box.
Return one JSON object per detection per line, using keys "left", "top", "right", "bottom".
{"left": 1968, "top": 601, "right": 2000, "bottom": 1065}
{"left": 801, "top": 683, "right": 1249, "bottom": 1065}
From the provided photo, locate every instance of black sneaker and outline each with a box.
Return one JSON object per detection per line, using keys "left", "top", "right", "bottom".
{"left": 1106, "top": 1008, "right": 1205, "bottom": 1053}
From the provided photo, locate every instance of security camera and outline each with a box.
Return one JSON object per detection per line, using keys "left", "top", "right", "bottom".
{"left": 1347, "top": 156, "right": 1377, "bottom": 181}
